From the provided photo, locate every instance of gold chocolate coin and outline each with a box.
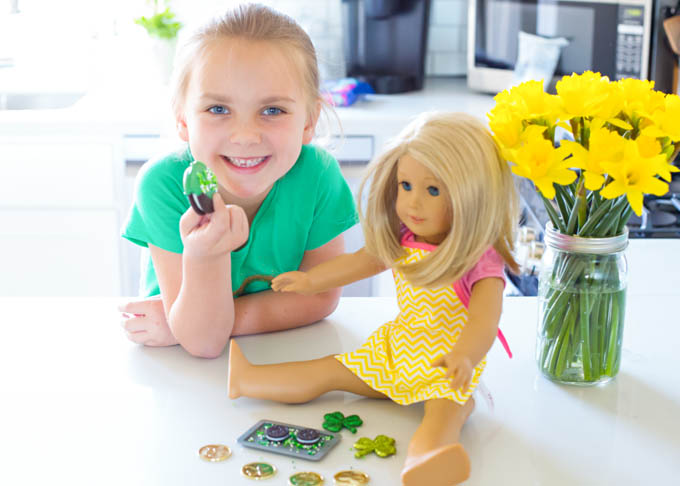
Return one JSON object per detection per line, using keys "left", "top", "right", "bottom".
{"left": 198, "top": 444, "right": 231, "bottom": 462}
{"left": 242, "top": 462, "right": 277, "bottom": 480}
{"left": 288, "top": 471, "right": 324, "bottom": 486}
{"left": 334, "top": 470, "right": 370, "bottom": 485}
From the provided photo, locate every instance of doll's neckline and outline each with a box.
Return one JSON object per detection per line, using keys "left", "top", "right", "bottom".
{"left": 400, "top": 228, "right": 438, "bottom": 251}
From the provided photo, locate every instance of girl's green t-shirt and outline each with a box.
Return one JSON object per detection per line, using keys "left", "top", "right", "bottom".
{"left": 122, "top": 144, "right": 358, "bottom": 297}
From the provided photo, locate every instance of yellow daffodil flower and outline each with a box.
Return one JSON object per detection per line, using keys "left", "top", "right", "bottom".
{"left": 488, "top": 104, "right": 524, "bottom": 151}
{"left": 617, "top": 78, "right": 663, "bottom": 120}
{"left": 556, "top": 71, "right": 613, "bottom": 120}
{"left": 600, "top": 140, "right": 669, "bottom": 215}
{"left": 511, "top": 128, "right": 577, "bottom": 199}
{"left": 560, "top": 124, "right": 625, "bottom": 191}
{"left": 642, "top": 94, "right": 680, "bottom": 142}
{"left": 634, "top": 135, "right": 680, "bottom": 182}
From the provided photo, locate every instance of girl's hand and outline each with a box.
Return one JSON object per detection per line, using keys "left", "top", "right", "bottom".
{"left": 180, "top": 193, "right": 249, "bottom": 260}
{"left": 271, "top": 271, "right": 314, "bottom": 294}
{"left": 431, "top": 351, "right": 474, "bottom": 392}
{"left": 118, "top": 296, "right": 178, "bottom": 347}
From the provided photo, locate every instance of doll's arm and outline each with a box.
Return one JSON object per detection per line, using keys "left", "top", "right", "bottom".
{"left": 230, "top": 235, "right": 348, "bottom": 335}
{"left": 271, "top": 247, "right": 388, "bottom": 295}
{"left": 431, "top": 277, "right": 504, "bottom": 391}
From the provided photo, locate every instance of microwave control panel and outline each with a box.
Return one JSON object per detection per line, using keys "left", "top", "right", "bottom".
{"left": 615, "top": 5, "right": 646, "bottom": 79}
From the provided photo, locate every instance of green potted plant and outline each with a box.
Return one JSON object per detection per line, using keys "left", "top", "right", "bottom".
{"left": 135, "top": 0, "right": 182, "bottom": 40}
{"left": 134, "top": 0, "right": 183, "bottom": 84}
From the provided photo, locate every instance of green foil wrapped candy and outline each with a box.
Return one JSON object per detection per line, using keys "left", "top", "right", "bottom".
{"left": 353, "top": 434, "right": 396, "bottom": 458}
{"left": 183, "top": 161, "right": 218, "bottom": 215}
{"left": 322, "top": 411, "right": 363, "bottom": 433}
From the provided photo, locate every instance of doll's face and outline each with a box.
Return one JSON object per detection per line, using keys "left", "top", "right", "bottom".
{"left": 395, "top": 154, "right": 452, "bottom": 245}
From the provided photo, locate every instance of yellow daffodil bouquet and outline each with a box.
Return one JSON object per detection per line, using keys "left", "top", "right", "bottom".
{"left": 488, "top": 71, "right": 679, "bottom": 384}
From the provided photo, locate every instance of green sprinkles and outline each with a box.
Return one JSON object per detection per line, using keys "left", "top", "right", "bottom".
{"left": 183, "top": 161, "right": 217, "bottom": 196}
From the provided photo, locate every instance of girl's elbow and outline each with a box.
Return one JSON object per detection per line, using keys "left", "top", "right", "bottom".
{"left": 317, "top": 287, "right": 342, "bottom": 318}
{"left": 183, "top": 339, "right": 227, "bottom": 359}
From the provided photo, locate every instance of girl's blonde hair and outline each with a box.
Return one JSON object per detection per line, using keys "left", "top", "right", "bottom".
{"left": 170, "top": 3, "right": 322, "bottom": 120}
{"left": 358, "top": 111, "right": 519, "bottom": 288}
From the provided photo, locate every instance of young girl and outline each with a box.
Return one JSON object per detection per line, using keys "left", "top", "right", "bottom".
{"left": 119, "top": 4, "right": 357, "bottom": 357}
{"left": 228, "top": 112, "right": 519, "bottom": 486}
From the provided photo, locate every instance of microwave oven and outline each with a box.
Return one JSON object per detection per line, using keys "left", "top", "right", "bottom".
{"left": 467, "top": 0, "right": 677, "bottom": 94}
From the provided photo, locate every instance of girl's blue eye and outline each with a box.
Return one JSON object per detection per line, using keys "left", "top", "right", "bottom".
{"left": 428, "top": 186, "right": 440, "bottom": 196}
{"left": 262, "top": 107, "right": 283, "bottom": 116}
{"left": 209, "top": 105, "right": 228, "bottom": 115}
{"left": 400, "top": 181, "right": 411, "bottom": 191}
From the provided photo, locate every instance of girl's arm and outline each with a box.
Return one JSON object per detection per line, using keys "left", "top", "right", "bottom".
{"left": 150, "top": 197, "right": 247, "bottom": 358}
{"left": 431, "top": 277, "right": 504, "bottom": 391}
{"left": 122, "top": 234, "right": 358, "bottom": 355}
{"left": 271, "top": 247, "right": 388, "bottom": 295}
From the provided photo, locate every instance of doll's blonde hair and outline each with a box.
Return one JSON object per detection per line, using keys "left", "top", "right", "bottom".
{"left": 358, "top": 112, "right": 519, "bottom": 288}
{"left": 170, "top": 3, "right": 322, "bottom": 121}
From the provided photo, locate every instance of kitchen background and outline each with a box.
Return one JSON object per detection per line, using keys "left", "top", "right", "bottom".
{"left": 1, "top": 0, "right": 678, "bottom": 299}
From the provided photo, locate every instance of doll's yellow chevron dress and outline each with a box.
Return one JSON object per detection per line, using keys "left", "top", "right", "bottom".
{"left": 336, "top": 246, "right": 486, "bottom": 405}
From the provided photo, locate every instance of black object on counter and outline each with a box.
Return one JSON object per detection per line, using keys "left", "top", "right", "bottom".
{"left": 342, "top": 0, "right": 431, "bottom": 94}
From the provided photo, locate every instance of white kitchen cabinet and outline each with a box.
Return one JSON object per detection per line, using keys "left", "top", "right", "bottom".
{"left": 0, "top": 136, "right": 125, "bottom": 296}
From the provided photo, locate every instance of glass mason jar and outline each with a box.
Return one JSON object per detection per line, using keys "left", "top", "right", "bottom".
{"left": 536, "top": 224, "right": 628, "bottom": 386}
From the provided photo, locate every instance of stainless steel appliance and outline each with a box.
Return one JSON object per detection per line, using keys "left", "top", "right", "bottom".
{"left": 467, "top": 0, "right": 677, "bottom": 94}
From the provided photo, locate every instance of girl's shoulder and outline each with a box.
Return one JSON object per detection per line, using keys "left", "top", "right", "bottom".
{"left": 288, "top": 144, "right": 341, "bottom": 178}
{"left": 137, "top": 145, "right": 192, "bottom": 186}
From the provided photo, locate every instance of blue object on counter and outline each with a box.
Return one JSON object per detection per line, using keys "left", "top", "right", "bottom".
{"left": 322, "top": 77, "right": 374, "bottom": 107}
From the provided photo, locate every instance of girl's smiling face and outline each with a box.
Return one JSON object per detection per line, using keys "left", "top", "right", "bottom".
{"left": 177, "top": 37, "right": 318, "bottom": 211}
{"left": 395, "top": 154, "right": 452, "bottom": 245}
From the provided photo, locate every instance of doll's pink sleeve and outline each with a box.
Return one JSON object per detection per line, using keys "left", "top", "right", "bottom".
{"left": 453, "top": 247, "right": 506, "bottom": 309}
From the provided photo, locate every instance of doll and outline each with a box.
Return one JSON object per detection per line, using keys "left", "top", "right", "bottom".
{"left": 228, "top": 112, "right": 519, "bottom": 486}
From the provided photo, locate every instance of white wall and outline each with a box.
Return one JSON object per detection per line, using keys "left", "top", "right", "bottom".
{"left": 0, "top": 0, "right": 469, "bottom": 85}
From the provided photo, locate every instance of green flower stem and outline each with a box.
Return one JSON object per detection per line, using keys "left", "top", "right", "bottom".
{"left": 542, "top": 195, "right": 567, "bottom": 233}
{"left": 554, "top": 188, "right": 571, "bottom": 227}
{"left": 577, "top": 199, "right": 614, "bottom": 236}
{"left": 577, "top": 183, "right": 588, "bottom": 230}
{"left": 553, "top": 300, "right": 577, "bottom": 376}
{"left": 566, "top": 198, "right": 581, "bottom": 234}
{"left": 541, "top": 259, "right": 586, "bottom": 338}
{"left": 579, "top": 291, "right": 593, "bottom": 381}
{"left": 566, "top": 177, "right": 586, "bottom": 234}
{"left": 616, "top": 205, "right": 634, "bottom": 234}
{"left": 605, "top": 291, "right": 623, "bottom": 376}
{"left": 556, "top": 183, "right": 575, "bottom": 207}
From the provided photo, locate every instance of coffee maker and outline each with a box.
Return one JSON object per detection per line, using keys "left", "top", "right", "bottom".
{"left": 341, "top": 0, "right": 432, "bottom": 93}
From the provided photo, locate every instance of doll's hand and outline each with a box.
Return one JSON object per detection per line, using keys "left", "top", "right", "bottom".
{"left": 271, "top": 271, "right": 314, "bottom": 294}
{"left": 180, "top": 193, "right": 249, "bottom": 259}
{"left": 118, "top": 296, "right": 179, "bottom": 347}
{"left": 431, "top": 351, "right": 474, "bottom": 392}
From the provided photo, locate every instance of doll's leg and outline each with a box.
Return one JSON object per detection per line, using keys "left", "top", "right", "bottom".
{"left": 401, "top": 397, "right": 475, "bottom": 486}
{"left": 228, "top": 339, "right": 387, "bottom": 403}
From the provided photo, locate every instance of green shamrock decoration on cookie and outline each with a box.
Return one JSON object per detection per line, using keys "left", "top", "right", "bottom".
{"left": 353, "top": 435, "right": 396, "bottom": 458}
{"left": 183, "top": 161, "right": 218, "bottom": 215}
{"left": 322, "top": 411, "right": 363, "bottom": 433}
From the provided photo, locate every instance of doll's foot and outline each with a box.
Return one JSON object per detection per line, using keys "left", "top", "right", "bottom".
{"left": 401, "top": 443, "right": 470, "bottom": 486}
{"left": 227, "top": 339, "right": 248, "bottom": 399}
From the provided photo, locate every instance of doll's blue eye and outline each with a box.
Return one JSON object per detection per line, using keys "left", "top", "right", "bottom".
{"left": 400, "top": 181, "right": 411, "bottom": 191}
{"left": 428, "top": 186, "right": 440, "bottom": 196}
{"left": 209, "top": 105, "right": 228, "bottom": 114}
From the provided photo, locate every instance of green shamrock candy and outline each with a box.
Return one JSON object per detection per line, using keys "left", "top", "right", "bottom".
{"left": 183, "top": 161, "right": 217, "bottom": 197}
{"left": 353, "top": 435, "right": 396, "bottom": 458}
{"left": 322, "top": 411, "right": 363, "bottom": 433}
{"left": 183, "top": 161, "right": 218, "bottom": 215}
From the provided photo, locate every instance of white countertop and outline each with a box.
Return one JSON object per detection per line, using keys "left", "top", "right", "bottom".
{"left": 1, "top": 296, "right": 677, "bottom": 485}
